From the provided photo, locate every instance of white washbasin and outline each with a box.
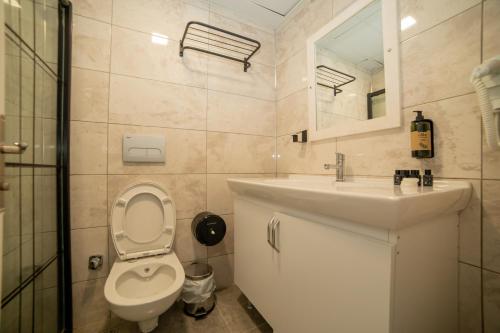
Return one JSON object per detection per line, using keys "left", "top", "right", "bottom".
{"left": 227, "top": 175, "right": 471, "bottom": 230}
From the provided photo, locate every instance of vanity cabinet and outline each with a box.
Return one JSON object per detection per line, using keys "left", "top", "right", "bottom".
{"left": 234, "top": 197, "right": 459, "bottom": 333}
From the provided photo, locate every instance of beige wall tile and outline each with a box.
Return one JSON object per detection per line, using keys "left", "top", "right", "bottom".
{"left": 108, "top": 174, "right": 206, "bottom": 220}
{"left": 108, "top": 124, "right": 206, "bottom": 174}
{"left": 71, "top": 227, "right": 109, "bottom": 283}
{"left": 207, "top": 174, "right": 273, "bottom": 215}
{"left": 418, "top": 94, "right": 481, "bottom": 179}
{"left": 72, "top": 278, "right": 109, "bottom": 329}
{"left": 483, "top": 270, "right": 500, "bottom": 333}
{"left": 335, "top": 94, "right": 481, "bottom": 178}
{"left": 276, "top": 88, "right": 308, "bottom": 136}
{"left": 209, "top": 12, "right": 275, "bottom": 67}
{"left": 459, "top": 263, "right": 482, "bottom": 333}
{"left": 72, "top": 15, "right": 111, "bottom": 72}
{"left": 275, "top": 0, "right": 333, "bottom": 65}
{"left": 71, "top": 68, "right": 109, "bottom": 123}
{"left": 72, "top": 0, "right": 112, "bottom": 23}
{"left": 483, "top": 0, "right": 500, "bottom": 60}
{"left": 207, "top": 57, "right": 275, "bottom": 101}
{"left": 399, "top": 0, "right": 481, "bottom": 41}
{"left": 207, "top": 90, "right": 275, "bottom": 136}
{"left": 207, "top": 132, "right": 275, "bottom": 173}
{"left": 70, "top": 121, "right": 107, "bottom": 175}
{"left": 277, "top": 135, "right": 338, "bottom": 174}
{"left": 70, "top": 175, "right": 107, "bottom": 229}
{"left": 174, "top": 218, "right": 207, "bottom": 263}
{"left": 208, "top": 254, "right": 234, "bottom": 289}
{"left": 112, "top": 0, "right": 208, "bottom": 39}
{"left": 109, "top": 74, "right": 206, "bottom": 130}
{"left": 276, "top": 49, "right": 308, "bottom": 100}
{"left": 207, "top": 214, "right": 233, "bottom": 257}
{"left": 335, "top": 124, "right": 416, "bottom": 177}
{"left": 459, "top": 180, "right": 481, "bottom": 266}
{"left": 107, "top": 232, "right": 118, "bottom": 270}
{"left": 483, "top": 180, "right": 500, "bottom": 273}
{"left": 110, "top": 26, "right": 208, "bottom": 88}
{"left": 401, "top": 6, "right": 480, "bottom": 107}
{"left": 483, "top": 137, "right": 500, "bottom": 180}
{"left": 482, "top": 0, "right": 500, "bottom": 180}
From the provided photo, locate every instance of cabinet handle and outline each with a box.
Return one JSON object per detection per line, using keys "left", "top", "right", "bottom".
{"left": 267, "top": 217, "right": 275, "bottom": 248}
{"left": 272, "top": 219, "right": 280, "bottom": 252}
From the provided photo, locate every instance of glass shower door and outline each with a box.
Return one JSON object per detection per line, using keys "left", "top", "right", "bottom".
{"left": 1, "top": 0, "right": 66, "bottom": 332}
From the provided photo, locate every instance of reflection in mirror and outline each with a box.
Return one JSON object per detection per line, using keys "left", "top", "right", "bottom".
{"left": 314, "top": 0, "right": 385, "bottom": 130}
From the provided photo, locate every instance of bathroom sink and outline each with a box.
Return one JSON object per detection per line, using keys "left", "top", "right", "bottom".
{"left": 227, "top": 176, "right": 471, "bottom": 230}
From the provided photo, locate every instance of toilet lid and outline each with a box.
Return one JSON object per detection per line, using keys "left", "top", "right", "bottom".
{"left": 111, "top": 182, "right": 176, "bottom": 260}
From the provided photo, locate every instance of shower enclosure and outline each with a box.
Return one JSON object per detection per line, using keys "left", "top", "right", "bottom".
{"left": 1, "top": 0, "right": 72, "bottom": 331}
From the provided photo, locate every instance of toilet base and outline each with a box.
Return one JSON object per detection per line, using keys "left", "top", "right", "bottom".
{"left": 138, "top": 317, "right": 158, "bottom": 333}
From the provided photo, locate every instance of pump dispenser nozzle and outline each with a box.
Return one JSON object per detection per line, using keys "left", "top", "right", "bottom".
{"left": 413, "top": 110, "right": 424, "bottom": 121}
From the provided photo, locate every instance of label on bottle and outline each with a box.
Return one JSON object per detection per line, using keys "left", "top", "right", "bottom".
{"left": 411, "top": 130, "right": 431, "bottom": 151}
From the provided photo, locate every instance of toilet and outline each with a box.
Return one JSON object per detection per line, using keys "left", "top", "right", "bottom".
{"left": 104, "top": 182, "right": 185, "bottom": 333}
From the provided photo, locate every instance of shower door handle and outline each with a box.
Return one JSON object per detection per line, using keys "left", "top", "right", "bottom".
{"left": 0, "top": 142, "right": 28, "bottom": 154}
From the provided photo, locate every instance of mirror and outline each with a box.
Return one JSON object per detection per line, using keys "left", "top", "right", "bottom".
{"left": 307, "top": 0, "right": 401, "bottom": 140}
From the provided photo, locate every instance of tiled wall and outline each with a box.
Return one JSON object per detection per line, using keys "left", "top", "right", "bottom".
{"left": 274, "top": 0, "right": 500, "bottom": 331}
{"left": 68, "top": 0, "right": 275, "bottom": 331}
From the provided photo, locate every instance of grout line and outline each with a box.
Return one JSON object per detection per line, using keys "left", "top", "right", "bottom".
{"left": 482, "top": 266, "right": 500, "bottom": 276}
{"left": 103, "top": 0, "right": 114, "bottom": 307}
{"left": 72, "top": 66, "right": 277, "bottom": 103}
{"left": 72, "top": 118, "right": 277, "bottom": 138}
{"left": 402, "top": 92, "right": 477, "bottom": 110}
{"left": 205, "top": 0, "right": 211, "bottom": 263}
{"left": 73, "top": 64, "right": 277, "bottom": 102}
{"left": 479, "top": 1, "right": 485, "bottom": 331}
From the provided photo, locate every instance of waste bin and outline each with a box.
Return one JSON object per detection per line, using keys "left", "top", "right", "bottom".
{"left": 182, "top": 263, "right": 216, "bottom": 317}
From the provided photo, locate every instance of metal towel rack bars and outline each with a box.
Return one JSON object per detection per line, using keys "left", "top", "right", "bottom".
{"left": 179, "top": 21, "right": 261, "bottom": 72}
{"left": 316, "top": 65, "right": 356, "bottom": 96}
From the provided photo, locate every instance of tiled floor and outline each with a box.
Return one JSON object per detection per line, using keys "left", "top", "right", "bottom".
{"left": 114, "top": 285, "right": 273, "bottom": 333}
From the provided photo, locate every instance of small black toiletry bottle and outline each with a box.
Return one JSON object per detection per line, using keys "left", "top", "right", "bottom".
{"left": 423, "top": 169, "right": 433, "bottom": 187}
{"left": 410, "top": 169, "right": 422, "bottom": 186}
{"left": 394, "top": 170, "right": 403, "bottom": 185}
{"left": 411, "top": 111, "right": 434, "bottom": 158}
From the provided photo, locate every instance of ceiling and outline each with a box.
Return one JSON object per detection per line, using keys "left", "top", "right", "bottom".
{"left": 210, "top": 0, "right": 302, "bottom": 30}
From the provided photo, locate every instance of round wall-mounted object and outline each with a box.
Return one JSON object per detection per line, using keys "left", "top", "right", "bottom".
{"left": 191, "top": 212, "right": 226, "bottom": 246}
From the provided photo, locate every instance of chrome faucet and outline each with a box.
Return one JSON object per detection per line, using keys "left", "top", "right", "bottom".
{"left": 324, "top": 152, "right": 345, "bottom": 182}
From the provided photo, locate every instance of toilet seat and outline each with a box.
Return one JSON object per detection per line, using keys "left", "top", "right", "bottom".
{"left": 111, "top": 182, "right": 176, "bottom": 260}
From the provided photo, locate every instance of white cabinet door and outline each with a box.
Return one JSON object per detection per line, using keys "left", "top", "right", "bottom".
{"left": 272, "top": 212, "right": 394, "bottom": 333}
{"left": 233, "top": 198, "right": 281, "bottom": 327}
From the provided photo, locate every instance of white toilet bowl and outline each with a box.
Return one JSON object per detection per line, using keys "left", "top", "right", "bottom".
{"left": 104, "top": 253, "right": 185, "bottom": 332}
{"left": 103, "top": 182, "right": 185, "bottom": 332}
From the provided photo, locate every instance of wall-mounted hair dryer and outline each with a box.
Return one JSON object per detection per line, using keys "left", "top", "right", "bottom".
{"left": 470, "top": 55, "right": 500, "bottom": 150}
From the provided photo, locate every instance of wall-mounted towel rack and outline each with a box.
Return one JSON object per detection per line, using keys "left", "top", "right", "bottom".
{"left": 179, "top": 21, "right": 261, "bottom": 72}
{"left": 316, "top": 65, "right": 356, "bottom": 96}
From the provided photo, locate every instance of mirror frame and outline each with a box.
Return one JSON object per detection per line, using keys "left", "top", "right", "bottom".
{"left": 306, "top": 0, "right": 401, "bottom": 141}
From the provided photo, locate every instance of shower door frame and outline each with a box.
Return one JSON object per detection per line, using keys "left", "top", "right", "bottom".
{"left": 57, "top": 0, "right": 73, "bottom": 331}
{"left": 0, "top": 0, "right": 73, "bottom": 331}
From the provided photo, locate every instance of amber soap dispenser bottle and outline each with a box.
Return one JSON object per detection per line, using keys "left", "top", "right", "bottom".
{"left": 411, "top": 111, "right": 434, "bottom": 158}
